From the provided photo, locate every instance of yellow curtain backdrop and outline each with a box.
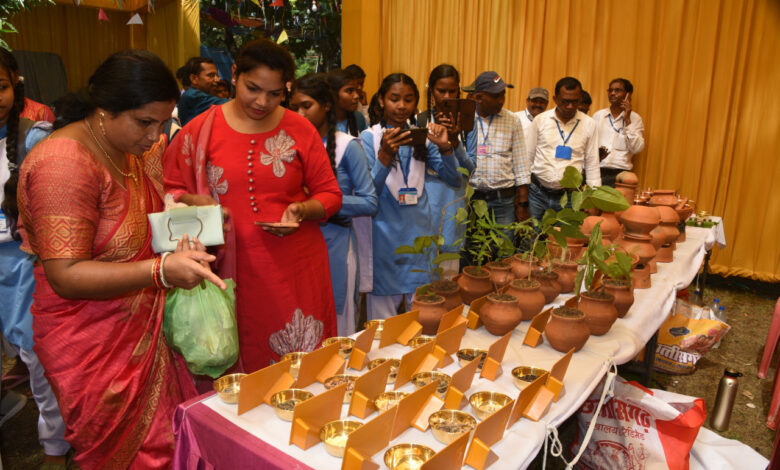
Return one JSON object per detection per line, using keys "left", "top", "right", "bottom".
{"left": 6, "top": 0, "right": 199, "bottom": 90}
{"left": 343, "top": 0, "right": 780, "bottom": 282}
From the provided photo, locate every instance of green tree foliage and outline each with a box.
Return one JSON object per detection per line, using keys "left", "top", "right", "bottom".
{"left": 1, "top": 0, "right": 54, "bottom": 50}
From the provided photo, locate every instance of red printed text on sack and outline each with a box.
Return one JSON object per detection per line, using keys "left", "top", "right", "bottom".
{"left": 581, "top": 398, "right": 652, "bottom": 428}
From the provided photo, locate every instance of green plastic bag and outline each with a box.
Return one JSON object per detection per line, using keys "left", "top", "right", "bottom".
{"left": 163, "top": 279, "right": 238, "bottom": 378}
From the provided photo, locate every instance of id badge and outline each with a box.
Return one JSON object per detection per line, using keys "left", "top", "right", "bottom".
{"left": 477, "top": 144, "right": 492, "bottom": 156}
{"left": 398, "top": 187, "right": 418, "bottom": 206}
{"left": 613, "top": 133, "right": 628, "bottom": 151}
{"left": 555, "top": 145, "right": 572, "bottom": 160}
{"left": 0, "top": 209, "right": 8, "bottom": 234}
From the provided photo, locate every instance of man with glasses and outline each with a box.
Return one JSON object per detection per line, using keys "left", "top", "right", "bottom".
{"left": 592, "top": 78, "right": 645, "bottom": 187}
{"left": 525, "top": 77, "right": 600, "bottom": 220}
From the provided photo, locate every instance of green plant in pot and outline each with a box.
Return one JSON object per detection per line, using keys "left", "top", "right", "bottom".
{"left": 573, "top": 223, "right": 619, "bottom": 335}
{"left": 598, "top": 246, "right": 635, "bottom": 318}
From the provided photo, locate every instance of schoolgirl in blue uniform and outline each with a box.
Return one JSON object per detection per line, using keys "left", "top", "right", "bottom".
{"left": 327, "top": 69, "right": 368, "bottom": 137}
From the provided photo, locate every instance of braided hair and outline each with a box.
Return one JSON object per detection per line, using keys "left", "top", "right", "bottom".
{"left": 292, "top": 73, "right": 350, "bottom": 227}
{"left": 326, "top": 69, "right": 359, "bottom": 137}
{"left": 376, "top": 73, "right": 427, "bottom": 163}
{"left": 0, "top": 49, "right": 26, "bottom": 241}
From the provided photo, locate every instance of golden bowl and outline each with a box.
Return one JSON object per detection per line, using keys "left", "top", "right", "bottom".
{"left": 281, "top": 352, "right": 306, "bottom": 379}
{"left": 322, "top": 337, "right": 356, "bottom": 359}
{"left": 323, "top": 374, "right": 358, "bottom": 403}
{"left": 468, "top": 391, "right": 513, "bottom": 421}
{"left": 213, "top": 373, "right": 246, "bottom": 404}
{"left": 364, "top": 319, "right": 385, "bottom": 340}
{"left": 411, "top": 371, "right": 451, "bottom": 398}
{"left": 374, "top": 391, "right": 409, "bottom": 411}
{"left": 319, "top": 419, "right": 362, "bottom": 458}
{"left": 512, "top": 366, "right": 549, "bottom": 390}
{"left": 428, "top": 409, "right": 477, "bottom": 444}
{"left": 269, "top": 388, "right": 313, "bottom": 421}
{"left": 456, "top": 348, "right": 488, "bottom": 371}
{"left": 384, "top": 443, "right": 435, "bottom": 470}
{"left": 368, "top": 358, "right": 401, "bottom": 384}
{"left": 408, "top": 335, "right": 434, "bottom": 348}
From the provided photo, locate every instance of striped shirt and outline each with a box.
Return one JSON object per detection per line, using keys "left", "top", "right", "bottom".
{"left": 465, "top": 108, "right": 530, "bottom": 190}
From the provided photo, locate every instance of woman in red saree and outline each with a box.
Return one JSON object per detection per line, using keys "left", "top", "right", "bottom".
{"left": 16, "top": 50, "right": 224, "bottom": 469}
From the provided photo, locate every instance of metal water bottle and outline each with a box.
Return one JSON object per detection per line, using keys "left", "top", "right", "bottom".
{"left": 710, "top": 368, "right": 742, "bottom": 431}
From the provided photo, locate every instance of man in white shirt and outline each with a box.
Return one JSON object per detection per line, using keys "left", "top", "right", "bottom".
{"left": 515, "top": 87, "right": 549, "bottom": 133}
{"left": 525, "top": 77, "right": 600, "bottom": 221}
{"left": 592, "top": 78, "right": 645, "bottom": 186}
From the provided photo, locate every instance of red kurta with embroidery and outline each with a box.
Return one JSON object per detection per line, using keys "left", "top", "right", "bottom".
{"left": 164, "top": 106, "right": 342, "bottom": 371}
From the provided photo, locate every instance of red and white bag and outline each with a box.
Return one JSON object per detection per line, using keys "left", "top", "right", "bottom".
{"left": 571, "top": 376, "right": 706, "bottom": 470}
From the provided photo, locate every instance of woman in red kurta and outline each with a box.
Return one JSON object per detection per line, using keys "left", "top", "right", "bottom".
{"left": 164, "top": 39, "right": 342, "bottom": 372}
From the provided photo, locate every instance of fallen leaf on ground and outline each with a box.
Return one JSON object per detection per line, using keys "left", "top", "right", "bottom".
{"left": 743, "top": 390, "right": 755, "bottom": 400}
{"left": 746, "top": 403, "right": 756, "bottom": 409}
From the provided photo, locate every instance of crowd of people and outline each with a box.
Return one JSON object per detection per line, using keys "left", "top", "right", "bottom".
{"left": 0, "top": 38, "right": 645, "bottom": 469}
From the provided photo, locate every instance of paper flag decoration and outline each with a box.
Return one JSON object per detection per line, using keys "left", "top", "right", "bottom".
{"left": 127, "top": 13, "right": 143, "bottom": 25}
{"left": 270, "top": 0, "right": 283, "bottom": 6}
{"left": 276, "top": 29, "right": 289, "bottom": 44}
{"left": 98, "top": 9, "right": 109, "bottom": 21}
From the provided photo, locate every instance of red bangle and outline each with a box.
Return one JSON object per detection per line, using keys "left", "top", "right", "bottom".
{"left": 151, "top": 256, "right": 164, "bottom": 289}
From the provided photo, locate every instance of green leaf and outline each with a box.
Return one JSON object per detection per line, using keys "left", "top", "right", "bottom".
{"left": 571, "top": 191, "right": 583, "bottom": 212}
{"left": 574, "top": 268, "right": 585, "bottom": 296}
{"left": 534, "top": 241, "right": 547, "bottom": 260}
{"left": 394, "top": 245, "right": 419, "bottom": 255}
{"left": 473, "top": 199, "right": 488, "bottom": 218}
{"left": 560, "top": 166, "right": 583, "bottom": 189}
{"left": 433, "top": 252, "right": 462, "bottom": 264}
{"left": 457, "top": 166, "right": 471, "bottom": 177}
{"left": 465, "top": 185, "right": 475, "bottom": 201}
{"left": 560, "top": 192, "right": 568, "bottom": 209}
{"left": 435, "top": 235, "right": 445, "bottom": 246}
{"left": 455, "top": 207, "right": 468, "bottom": 223}
{"left": 588, "top": 186, "right": 630, "bottom": 212}
{"left": 413, "top": 237, "right": 425, "bottom": 252}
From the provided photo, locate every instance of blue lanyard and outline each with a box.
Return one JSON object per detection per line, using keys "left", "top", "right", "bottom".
{"left": 477, "top": 115, "right": 494, "bottom": 144}
{"left": 398, "top": 146, "right": 412, "bottom": 186}
{"left": 608, "top": 114, "right": 624, "bottom": 133}
{"left": 554, "top": 119, "right": 580, "bottom": 146}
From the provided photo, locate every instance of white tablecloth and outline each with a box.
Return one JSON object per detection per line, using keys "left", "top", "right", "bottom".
{"left": 202, "top": 226, "right": 717, "bottom": 470}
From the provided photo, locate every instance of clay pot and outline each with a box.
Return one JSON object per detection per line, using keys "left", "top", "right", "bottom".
{"left": 479, "top": 293, "right": 523, "bottom": 336}
{"left": 656, "top": 206, "right": 680, "bottom": 247}
{"left": 578, "top": 291, "right": 618, "bottom": 336}
{"left": 675, "top": 203, "right": 694, "bottom": 242}
{"left": 531, "top": 270, "right": 561, "bottom": 304}
{"left": 602, "top": 279, "right": 634, "bottom": 318}
{"left": 429, "top": 280, "right": 463, "bottom": 312}
{"left": 552, "top": 261, "right": 579, "bottom": 294}
{"left": 616, "top": 171, "right": 639, "bottom": 186}
{"left": 457, "top": 266, "right": 494, "bottom": 305}
{"left": 615, "top": 183, "right": 636, "bottom": 205}
{"left": 504, "top": 279, "right": 546, "bottom": 320}
{"left": 600, "top": 212, "right": 622, "bottom": 241}
{"left": 485, "top": 261, "right": 515, "bottom": 290}
{"left": 649, "top": 190, "right": 678, "bottom": 207}
{"left": 616, "top": 233, "right": 656, "bottom": 266}
{"left": 632, "top": 263, "right": 652, "bottom": 289}
{"left": 412, "top": 294, "right": 448, "bottom": 335}
{"left": 545, "top": 307, "right": 590, "bottom": 352}
{"left": 510, "top": 255, "right": 539, "bottom": 279}
{"left": 656, "top": 244, "right": 674, "bottom": 263}
{"left": 619, "top": 205, "right": 660, "bottom": 237}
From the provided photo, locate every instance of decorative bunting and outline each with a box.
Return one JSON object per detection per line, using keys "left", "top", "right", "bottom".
{"left": 98, "top": 8, "right": 109, "bottom": 21}
{"left": 270, "top": 0, "right": 284, "bottom": 6}
{"left": 127, "top": 13, "right": 143, "bottom": 25}
{"left": 276, "top": 29, "right": 289, "bottom": 44}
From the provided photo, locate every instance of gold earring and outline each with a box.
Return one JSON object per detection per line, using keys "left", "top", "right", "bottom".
{"left": 99, "top": 111, "right": 107, "bottom": 136}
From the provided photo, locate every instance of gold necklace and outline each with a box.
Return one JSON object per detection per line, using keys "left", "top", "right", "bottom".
{"left": 85, "top": 118, "right": 137, "bottom": 184}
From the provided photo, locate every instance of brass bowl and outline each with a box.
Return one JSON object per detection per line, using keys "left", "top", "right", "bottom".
{"left": 408, "top": 335, "right": 434, "bottom": 348}
{"left": 364, "top": 319, "right": 385, "bottom": 340}
{"left": 456, "top": 348, "right": 488, "bottom": 371}
{"left": 322, "top": 337, "right": 356, "bottom": 359}
{"left": 319, "top": 419, "right": 362, "bottom": 457}
{"left": 270, "top": 388, "right": 314, "bottom": 421}
{"left": 384, "top": 443, "right": 435, "bottom": 470}
{"left": 411, "top": 371, "right": 451, "bottom": 398}
{"left": 213, "top": 373, "right": 246, "bottom": 404}
{"left": 428, "top": 409, "right": 477, "bottom": 444}
{"left": 281, "top": 351, "right": 306, "bottom": 379}
{"left": 374, "top": 391, "right": 409, "bottom": 411}
{"left": 323, "top": 374, "right": 358, "bottom": 403}
{"left": 512, "top": 366, "right": 549, "bottom": 390}
{"left": 469, "top": 391, "right": 513, "bottom": 420}
{"left": 368, "top": 358, "right": 401, "bottom": 384}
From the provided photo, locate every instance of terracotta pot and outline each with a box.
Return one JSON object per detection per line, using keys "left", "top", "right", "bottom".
{"left": 616, "top": 233, "right": 656, "bottom": 266}
{"left": 603, "top": 279, "right": 634, "bottom": 318}
{"left": 616, "top": 171, "right": 639, "bottom": 186}
{"left": 485, "top": 261, "right": 515, "bottom": 290}
{"left": 531, "top": 270, "right": 561, "bottom": 304}
{"left": 552, "top": 261, "right": 579, "bottom": 294}
{"left": 479, "top": 293, "right": 523, "bottom": 336}
{"left": 457, "top": 266, "right": 493, "bottom": 305}
{"left": 579, "top": 292, "right": 618, "bottom": 336}
{"left": 615, "top": 183, "right": 637, "bottom": 205}
{"left": 566, "top": 240, "right": 586, "bottom": 260}
{"left": 648, "top": 226, "right": 664, "bottom": 273}
{"left": 600, "top": 212, "right": 622, "bottom": 241}
{"left": 412, "top": 294, "right": 448, "bottom": 335}
{"left": 510, "top": 254, "right": 539, "bottom": 279}
{"left": 656, "top": 206, "right": 680, "bottom": 248}
{"left": 649, "top": 190, "right": 678, "bottom": 207}
{"left": 504, "top": 279, "right": 546, "bottom": 320}
{"left": 619, "top": 205, "right": 660, "bottom": 237}
{"left": 631, "top": 263, "right": 652, "bottom": 289}
{"left": 545, "top": 307, "right": 590, "bottom": 352}
{"left": 656, "top": 244, "right": 674, "bottom": 263}
{"left": 429, "top": 280, "right": 463, "bottom": 312}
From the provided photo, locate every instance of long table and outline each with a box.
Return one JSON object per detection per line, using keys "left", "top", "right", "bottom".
{"left": 172, "top": 226, "right": 718, "bottom": 470}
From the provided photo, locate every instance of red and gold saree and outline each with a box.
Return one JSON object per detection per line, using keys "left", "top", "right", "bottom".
{"left": 17, "top": 137, "right": 197, "bottom": 469}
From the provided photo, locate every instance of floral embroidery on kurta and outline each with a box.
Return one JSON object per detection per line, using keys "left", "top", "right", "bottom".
{"left": 206, "top": 162, "right": 228, "bottom": 202}
{"left": 260, "top": 130, "right": 297, "bottom": 177}
{"left": 268, "top": 309, "right": 324, "bottom": 357}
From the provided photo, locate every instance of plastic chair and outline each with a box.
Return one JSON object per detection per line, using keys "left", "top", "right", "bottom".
{"left": 758, "top": 298, "right": 780, "bottom": 379}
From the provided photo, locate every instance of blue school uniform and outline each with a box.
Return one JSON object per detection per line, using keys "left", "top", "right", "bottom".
{"left": 336, "top": 111, "right": 368, "bottom": 136}
{"left": 360, "top": 124, "right": 460, "bottom": 295}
